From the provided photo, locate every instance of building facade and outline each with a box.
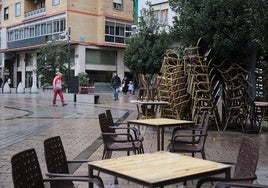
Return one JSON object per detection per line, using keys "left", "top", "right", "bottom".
{"left": 0, "top": 0, "right": 136, "bottom": 91}
{"left": 138, "top": 0, "right": 175, "bottom": 27}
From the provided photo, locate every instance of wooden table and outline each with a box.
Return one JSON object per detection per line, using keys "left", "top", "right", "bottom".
{"left": 127, "top": 118, "right": 195, "bottom": 151}
{"left": 88, "top": 151, "right": 231, "bottom": 188}
{"left": 130, "top": 100, "right": 169, "bottom": 119}
{"left": 254, "top": 101, "right": 268, "bottom": 133}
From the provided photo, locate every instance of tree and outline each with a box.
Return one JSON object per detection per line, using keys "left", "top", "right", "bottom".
{"left": 36, "top": 41, "right": 70, "bottom": 85}
{"left": 124, "top": 1, "right": 172, "bottom": 74}
{"left": 169, "top": 0, "right": 268, "bottom": 65}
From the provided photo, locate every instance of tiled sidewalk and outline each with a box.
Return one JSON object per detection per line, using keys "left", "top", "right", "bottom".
{"left": 0, "top": 93, "right": 267, "bottom": 188}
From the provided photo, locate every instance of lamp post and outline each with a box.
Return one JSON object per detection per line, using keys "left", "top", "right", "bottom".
{"left": 67, "top": 27, "right": 71, "bottom": 93}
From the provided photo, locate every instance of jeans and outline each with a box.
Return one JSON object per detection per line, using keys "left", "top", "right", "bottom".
{"left": 113, "top": 87, "right": 119, "bottom": 99}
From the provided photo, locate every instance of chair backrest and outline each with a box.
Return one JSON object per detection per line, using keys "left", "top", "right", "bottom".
{"left": 11, "top": 148, "right": 45, "bottom": 188}
{"left": 98, "top": 113, "right": 115, "bottom": 144}
{"left": 99, "top": 113, "right": 110, "bottom": 133}
{"left": 233, "top": 137, "right": 260, "bottom": 183}
{"left": 44, "top": 136, "right": 69, "bottom": 174}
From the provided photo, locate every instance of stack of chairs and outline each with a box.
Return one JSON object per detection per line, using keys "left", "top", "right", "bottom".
{"left": 168, "top": 65, "right": 190, "bottom": 120}
{"left": 159, "top": 50, "right": 189, "bottom": 119}
{"left": 183, "top": 38, "right": 219, "bottom": 129}
{"left": 216, "top": 61, "right": 252, "bottom": 132}
{"left": 137, "top": 73, "right": 161, "bottom": 101}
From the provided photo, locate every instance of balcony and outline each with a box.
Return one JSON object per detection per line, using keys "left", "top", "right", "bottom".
{"left": 25, "top": 7, "right": 46, "bottom": 20}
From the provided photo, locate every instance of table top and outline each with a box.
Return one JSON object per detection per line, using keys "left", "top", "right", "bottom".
{"left": 130, "top": 100, "right": 169, "bottom": 105}
{"left": 88, "top": 151, "right": 231, "bottom": 186}
{"left": 254, "top": 101, "right": 268, "bottom": 107}
{"left": 128, "top": 118, "right": 195, "bottom": 127}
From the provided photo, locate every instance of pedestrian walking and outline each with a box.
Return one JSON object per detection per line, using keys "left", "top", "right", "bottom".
{"left": 128, "top": 81, "right": 134, "bottom": 95}
{"left": 111, "top": 72, "right": 121, "bottom": 101}
{"left": 122, "top": 76, "right": 129, "bottom": 94}
{"left": 52, "top": 72, "right": 68, "bottom": 107}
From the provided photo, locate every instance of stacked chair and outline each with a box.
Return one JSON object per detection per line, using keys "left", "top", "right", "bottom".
{"left": 159, "top": 50, "right": 190, "bottom": 119}
{"left": 215, "top": 61, "right": 252, "bottom": 132}
{"left": 183, "top": 38, "right": 219, "bottom": 129}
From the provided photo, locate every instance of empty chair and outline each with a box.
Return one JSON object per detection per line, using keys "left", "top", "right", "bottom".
{"left": 11, "top": 148, "right": 104, "bottom": 188}
{"left": 44, "top": 136, "right": 89, "bottom": 178}
{"left": 98, "top": 113, "right": 144, "bottom": 160}
{"left": 105, "top": 109, "right": 144, "bottom": 142}
{"left": 168, "top": 113, "right": 209, "bottom": 159}
{"left": 196, "top": 137, "right": 260, "bottom": 188}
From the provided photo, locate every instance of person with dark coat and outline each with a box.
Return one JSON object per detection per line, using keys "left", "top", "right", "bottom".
{"left": 122, "top": 76, "right": 129, "bottom": 94}
{"left": 111, "top": 72, "right": 121, "bottom": 101}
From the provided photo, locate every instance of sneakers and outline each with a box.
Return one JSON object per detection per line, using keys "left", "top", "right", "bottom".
{"left": 52, "top": 104, "right": 57, "bottom": 107}
{"left": 62, "top": 103, "right": 68, "bottom": 106}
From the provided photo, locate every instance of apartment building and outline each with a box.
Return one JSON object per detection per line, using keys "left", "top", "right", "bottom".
{"left": 138, "top": 0, "right": 175, "bottom": 27}
{"left": 0, "top": 0, "right": 136, "bottom": 91}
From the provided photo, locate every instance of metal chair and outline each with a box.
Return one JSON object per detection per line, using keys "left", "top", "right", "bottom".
{"left": 11, "top": 148, "right": 104, "bottom": 188}
{"left": 98, "top": 113, "right": 144, "bottom": 160}
{"left": 44, "top": 136, "right": 90, "bottom": 178}
{"left": 196, "top": 136, "right": 260, "bottom": 188}
{"left": 105, "top": 109, "right": 144, "bottom": 142}
{"left": 168, "top": 112, "right": 209, "bottom": 159}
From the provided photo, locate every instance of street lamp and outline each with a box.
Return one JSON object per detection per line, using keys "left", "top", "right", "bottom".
{"left": 61, "top": 27, "right": 71, "bottom": 92}
{"left": 67, "top": 27, "right": 71, "bottom": 93}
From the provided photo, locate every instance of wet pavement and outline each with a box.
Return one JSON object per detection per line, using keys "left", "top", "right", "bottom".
{"left": 0, "top": 91, "right": 268, "bottom": 188}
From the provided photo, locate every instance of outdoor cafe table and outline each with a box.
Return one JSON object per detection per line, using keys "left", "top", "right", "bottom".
{"left": 130, "top": 100, "right": 169, "bottom": 119}
{"left": 127, "top": 118, "right": 195, "bottom": 151}
{"left": 88, "top": 151, "right": 231, "bottom": 188}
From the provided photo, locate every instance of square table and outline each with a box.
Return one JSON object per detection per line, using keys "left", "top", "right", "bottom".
{"left": 127, "top": 118, "right": 195, "bottom": 151}
{"left": 130, "top": 100, "right": 169, "bottom": 119}
{"left": 88, "top": 151, "right": 231, "bottom": 188}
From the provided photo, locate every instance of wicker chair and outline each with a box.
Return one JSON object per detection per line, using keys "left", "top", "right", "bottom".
{"left": 196, "top": 137, "right": 260, "bottom": 188}
{"left": 98, "top": 113, "right": 144, "bottom": 160}
{"left": 168, "top": 112, "right": 209, "bottom": 159}
{"left": 11, "top": 148, "right": 104, "bottom": 188}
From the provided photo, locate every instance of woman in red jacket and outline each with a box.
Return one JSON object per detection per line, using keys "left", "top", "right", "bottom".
{"left": 52, "top": 72, "right": 68, "bottom": 107}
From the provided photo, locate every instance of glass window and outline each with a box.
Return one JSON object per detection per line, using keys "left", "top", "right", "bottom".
{"left": 52, "top": 0, "right": 60, "bottom": 6}
{"left": 15, "top": 3, "right": 21, "bottom": 17}
{"left": 113, "top": 0, "right": 123, "bottom": 10}
{"left": 86, "top": 49, "right": 116, "bottom": 65}
{"left": 29, "top": 27, "right": 35, "bottom": 37}
{"left": 24, "top": 28, "right": 29, "bottom": 38}
{"left": 47, "top": 23, "right": 52, "bottom": 34}
{"left": 60, "top": 20, "right": 66, "bottom": 32}
{"left": 105, "top": 19, "right": 132, "bottom": 44}
{"left": 4, "top": 7, "right": 9, "bottom": 20}
{"left": 41, "top": 23, "right": 46, "bottom": 35}
{"left": 53, "top": 21, "right": 60, "bottom": 32}
{"left": 35, "top": 24, "right": 41, "bottom": 36}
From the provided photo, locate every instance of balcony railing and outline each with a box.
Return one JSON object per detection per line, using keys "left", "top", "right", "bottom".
{"left": 25, "top": 7, "right": 46, "bottom": 19}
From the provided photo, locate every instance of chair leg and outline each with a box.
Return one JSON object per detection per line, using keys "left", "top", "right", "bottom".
{"left": 201, "top": 150, "right": 206, "bottom": 159}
